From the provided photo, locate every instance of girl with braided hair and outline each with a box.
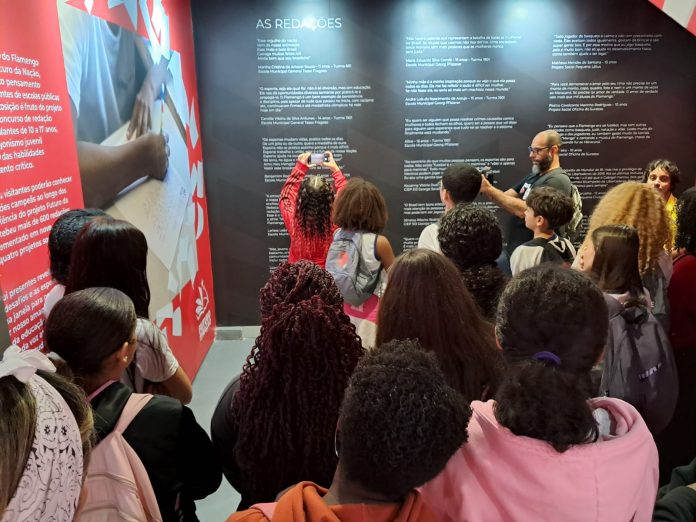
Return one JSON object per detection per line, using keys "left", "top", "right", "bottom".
{"left": 280, "top": 151, "right": 347, "bottom": 267}
{"left": 211, "top": 264, "right": 364, "bottom": 510}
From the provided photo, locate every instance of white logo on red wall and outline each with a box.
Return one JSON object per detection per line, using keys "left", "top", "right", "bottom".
{"left": 196, "top": 281, "right": 211, "bottom": 340}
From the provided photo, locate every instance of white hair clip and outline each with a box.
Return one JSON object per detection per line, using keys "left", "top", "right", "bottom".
{"left": 1, "top": 346, "right": 83, "bottom": 522}
{"left": 0, "top": 345, "right": 56, "bottom": 383}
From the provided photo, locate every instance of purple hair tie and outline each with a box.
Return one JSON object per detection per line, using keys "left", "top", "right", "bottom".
{"left": 532, "top": 351, "right": 561, "bottom": 366}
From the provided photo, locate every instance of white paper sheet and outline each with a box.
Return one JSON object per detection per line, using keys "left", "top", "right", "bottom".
{"left": 102, "top": 100, "right": 191, "bottom": 270}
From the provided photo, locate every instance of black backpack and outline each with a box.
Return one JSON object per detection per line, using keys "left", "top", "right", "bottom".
{"left": 600, "top": 295, "right": 678, "bottom": 435}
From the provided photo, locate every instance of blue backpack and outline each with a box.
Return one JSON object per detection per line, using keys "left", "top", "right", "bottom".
{"left": 325, "top": 229, "right": 380, "bottom": 306}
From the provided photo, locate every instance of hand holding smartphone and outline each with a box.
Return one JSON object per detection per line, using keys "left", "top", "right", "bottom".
{"left": 481, "top": 164, "right": 495, "bottom": 184}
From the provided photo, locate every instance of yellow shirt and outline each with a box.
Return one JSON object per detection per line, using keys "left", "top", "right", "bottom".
{"left": 666, "top": 194, "right": 678, "bottom": 238}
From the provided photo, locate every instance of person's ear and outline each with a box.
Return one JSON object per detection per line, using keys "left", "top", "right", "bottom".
{"left": 440, "top": 188, "right": 451, "bottom": 206}
{"left": 114, "top": 341, "right": 131, "bottom": 367}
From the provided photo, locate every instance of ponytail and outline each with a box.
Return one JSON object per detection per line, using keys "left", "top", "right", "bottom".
{"left": 494, "top": 266, "right": 609, "bottom": 453}
{"left": 494, "top": 360, "right": 598, "bottom": 452}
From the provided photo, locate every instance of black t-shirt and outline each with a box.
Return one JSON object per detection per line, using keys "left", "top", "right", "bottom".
{"left": 505, "top": 167, "right": 572, "bottom": 254}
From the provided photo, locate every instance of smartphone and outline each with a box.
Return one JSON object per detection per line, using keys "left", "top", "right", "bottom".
{"left": 481, "top": 164, "right": 494, "bottom": 184}
{"left": 310, "top": 153, "right": 325, "bottom": 165}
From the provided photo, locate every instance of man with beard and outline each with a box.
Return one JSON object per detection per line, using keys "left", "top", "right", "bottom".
{"left": 480, "top": 130, "right": 572, "bottom": 254}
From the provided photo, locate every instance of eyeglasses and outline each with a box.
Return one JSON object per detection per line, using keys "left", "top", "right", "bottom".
{"left": 528, "top": 146, "right": 551, "bottom": 154}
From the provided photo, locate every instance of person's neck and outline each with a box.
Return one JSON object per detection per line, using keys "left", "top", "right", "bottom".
{"left": 542, "top": 159, "right": 561, "bottom": 175}
{"left": 533, "top": 230, "right": 554, "bottom": 239}
{"left": 325, "top": 469, "right": 400, "bottom": 507}
{"left": 662, "top": 191, "right": 672, "bottom": 202}
{"left": 83, "top": 372, "right": 119, "bottom": 395}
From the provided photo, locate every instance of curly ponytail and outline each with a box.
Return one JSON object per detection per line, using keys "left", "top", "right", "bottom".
{"left": 495, "top": 361, "right": 598, "bottom": 452}
{"left": 494, "top": 266, "right": 608, "bottom": 452}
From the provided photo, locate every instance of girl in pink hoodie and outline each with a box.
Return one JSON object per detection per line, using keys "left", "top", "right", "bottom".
{"left": 420, "top": 265, "right": 659, "bottom": 522}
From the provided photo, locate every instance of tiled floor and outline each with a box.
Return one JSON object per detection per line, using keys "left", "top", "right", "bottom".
{"left": 189, "top": 338, "right": 254, "bottom": 521}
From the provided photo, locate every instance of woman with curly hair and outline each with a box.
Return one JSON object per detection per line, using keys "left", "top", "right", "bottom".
{"left": 437, "top": 204, "right": 507, "bottom": 320}
{"left": 211, "top": 263, "right": 364, "bottom": 510}
{"left": 279, "top": 151, "right": 346, "bottom": 267}
{"left": 376, "top": 249, "right": 504, "bottom": 402}
{"left": 421, "top": 266, "right": 658, "bottom": 522}
{"left": 258, "top": 260, "right": 343, "bottom": 320}
{"left": 227, "top": 339, "right": 471, "bottom": 522}
{"left": 576, "top": 182, "right": 672, "bottom": 330}
{"left": 330, "top": 177, "right": 395, "bottom": 348}
{"left": 643, "top": 158, "right": 681, "bottom": 235}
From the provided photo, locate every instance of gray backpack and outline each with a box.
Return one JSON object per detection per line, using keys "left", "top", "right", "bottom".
{"left": 325, "top": 229, "right": 380, "bottom": 306}
{"left": 600, "top": 295, "right": 678, "bottom": 435}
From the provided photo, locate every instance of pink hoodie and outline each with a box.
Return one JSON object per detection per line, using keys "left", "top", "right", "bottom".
{"left": 420, "top": 397, "right": 658, "bottom": 522}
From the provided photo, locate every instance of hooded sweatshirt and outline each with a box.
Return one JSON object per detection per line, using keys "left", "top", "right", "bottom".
{"left": 420, "top": 398, "right": 658, "bottom": 522}
{"left": 227, "top": 481, "right": 439, "bottom": 522}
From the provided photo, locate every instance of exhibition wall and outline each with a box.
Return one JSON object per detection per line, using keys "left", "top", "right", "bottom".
{"left": 193, "top": 0, "right": 696, "bottom": 325}
{"left": 0, "top": 0, "right": 216, "bottom": 376}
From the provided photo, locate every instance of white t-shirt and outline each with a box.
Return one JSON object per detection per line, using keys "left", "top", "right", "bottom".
{"left": 418, "top": 223, "right": 441, "bottom": 253}
{"left": 58, "top": 2, "right": 139, "bottom": 143}
{"left": 121, "top": 318, "right": 179, "bottom": 391}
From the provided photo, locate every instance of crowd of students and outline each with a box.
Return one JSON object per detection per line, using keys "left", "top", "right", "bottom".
{"left": 0, "top": 145, "right": 694, "bottom": 521}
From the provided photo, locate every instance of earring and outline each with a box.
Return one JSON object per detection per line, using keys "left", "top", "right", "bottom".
{"left": 123, "top": 356, "right": 128, "bottom": 363}
{"left": 334, "top": 430, "right": 340, "bottom": 458}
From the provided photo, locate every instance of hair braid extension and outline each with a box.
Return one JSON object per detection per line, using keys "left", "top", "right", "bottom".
{"left": 232, "top": 295, "right": 364, "bottom": 502}
{"left": 296, "top": 176, "right": 334, "bottom": 240}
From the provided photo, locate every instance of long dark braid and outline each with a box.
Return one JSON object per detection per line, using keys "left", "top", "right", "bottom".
{"left": 232, "top": 296, "right": 364, "bottom": 503}
{"left": 296, "top": 175, "right": 334, "bottom": 241}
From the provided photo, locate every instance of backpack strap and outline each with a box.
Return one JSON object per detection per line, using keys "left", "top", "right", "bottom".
{"left": 336, "top": 228, "right": 355, "bottom": 241}
{"left": 114, "top": 393, "right": 154, "bottom": 434}
{"left": 602, "top": 295, "right": 626, "bottom": 397}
